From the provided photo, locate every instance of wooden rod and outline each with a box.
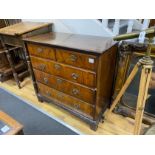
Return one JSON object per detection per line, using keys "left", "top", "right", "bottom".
{"left": 133, "top": 68, "right": 146, "bottom": 134}
{"left": 109, "top": 63, "right": 139, "bottom": 113}
{"left": 134, "top": 65, "right": 152, "bottom": 134}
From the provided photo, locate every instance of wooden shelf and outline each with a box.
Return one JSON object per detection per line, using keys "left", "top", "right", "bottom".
{"left": 0, "top": 61, "right": 27, "bottom": 82}
{"left": 0, "top": 48, "right": 5, "bottom": 54}
{"left": 0, "top": 61, "right": 26, "bottom": 75}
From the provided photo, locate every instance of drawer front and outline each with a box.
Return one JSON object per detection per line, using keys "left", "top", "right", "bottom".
{"left": 37, "top": 82, "right": 94, "bottom": 118}
{"left": 31, "top": 56, "right": 96, "bottom": 88}
{"left": 27, "top": 43, "right": 55, "bottom": 60}
{"left": 34, "top": 69, "right": 96, "bottom": 105}
{"left": 56, "top": 48, "right": 98, "bottom": 71}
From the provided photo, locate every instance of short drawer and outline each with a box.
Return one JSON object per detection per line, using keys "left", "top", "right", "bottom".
{"left": 34, "top": 69, "right": 96, "bottom": 105}
{"left": 31, "top": 56, "right": 96, "bottom": 88}
{"left": 27, "top": 43, "right": 55, "bottom": 60}
{"left": 56, "top": 48, "right": 98, "bottom": 71}
{"left": 37, "top": 82, "right": 94, "bottom": 119}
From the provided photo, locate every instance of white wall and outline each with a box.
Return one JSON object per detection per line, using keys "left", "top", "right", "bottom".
{"left": 22, "top": 19, "right": 113, "bottom": 37}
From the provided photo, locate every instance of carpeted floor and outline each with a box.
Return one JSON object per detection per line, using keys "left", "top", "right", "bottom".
{"left": 0, "top": 87, "right": 79, "bottom": 135}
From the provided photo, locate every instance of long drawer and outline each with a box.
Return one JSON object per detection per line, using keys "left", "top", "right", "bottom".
{"left": 27, "top": 43, "right": 56, "bottom": 60}
{"left": 55, "top": 48, "right": 98, "bottom": 71}
{"left": 37, "top": 82, "right": 94, "bottom": 118}
{"left": 31, "top": 56, "right": 96, "bottom": 88}
{"left": 34, "top": 69, "right": 96, "bottom": 105}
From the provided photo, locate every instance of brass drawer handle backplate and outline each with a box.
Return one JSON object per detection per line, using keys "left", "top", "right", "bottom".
{"left": 57, "top": 92, "right": 63, "bottom": 98}
{"left": 54, "top": 64, "right": 61, "bottom": 70}
{"left": 72, "top": 88, "right": 79, "bottom": 95}
{"left": 71, "top": 73, "right": 79, "bottom": 80}
{"left": 39, "top": 64, "right": 46, "bottom": 71}
{"left": 43, "top": 77, "right": 48, "bottom": 84}
{"left": 37, "top": 47, "right": 43, "bottom": 53}
{"left": 57, "top": 78, "right": 63, "bottom": 84}
{"left": 46, "top": 91, "right": 51, "bottom": 97}
{"left": 73, "top": 104, "right": 80, "bottom": 110}
{"left": 70, "top": 54, "right": 77, "bottom": 62}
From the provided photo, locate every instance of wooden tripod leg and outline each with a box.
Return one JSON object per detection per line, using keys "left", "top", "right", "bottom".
{"left": 134, "top": 65, "right": 152, "bottom": 135}
{"left": 108, "top": 63, "right": 139, "bottom": 114}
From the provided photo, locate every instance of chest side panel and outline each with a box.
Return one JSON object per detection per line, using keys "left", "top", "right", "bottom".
{"left": 95, "top": 45, "right": 118, "bottom": 119}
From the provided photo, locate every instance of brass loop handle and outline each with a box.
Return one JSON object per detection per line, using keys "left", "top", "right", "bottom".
{"left": 44, "top": 77, "right": 48, "bottom": 84}
{"left": 37, "top": 48, "right": 43, "bottom": 53}
{"left": 46, "top": 91, "right": 51, "bottom": 97}
{"left": 57, "top": 92, "right": 63, "bottom": 98}
{"left": 71, "top": 73, "right": 79, "bottom": 80}
{"left": 57, "top": 78, "right": 63, "bottom": 84}
{"left": 54, "top": 64, "right": 61, "bottom": 70}
{"left": 70, "top": 54, "right": 77, "bottom": 62}
{"left": 74, "top": 104, "right": 80, "bottom": 110}
{"left": 72, "top": 88, "right": 79, "bottom": 95}
{"left": 39, "top": 64, "right": 46, "bottom": 71}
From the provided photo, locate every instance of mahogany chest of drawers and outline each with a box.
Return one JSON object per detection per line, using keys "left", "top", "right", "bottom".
{"left": 24, "top": 32, "right": 118, "bottom": 130}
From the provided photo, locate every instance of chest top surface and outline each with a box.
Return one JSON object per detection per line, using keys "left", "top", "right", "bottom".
{"left": 0, "top": 22, "right": 52, "bottom": 36}
{"left": 24, "top": 32, "right": 116, "bottom": 54}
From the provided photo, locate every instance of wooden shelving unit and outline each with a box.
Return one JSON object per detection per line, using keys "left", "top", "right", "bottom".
{"left": 0, "top": 19, "right": 23, "bottom": 82}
